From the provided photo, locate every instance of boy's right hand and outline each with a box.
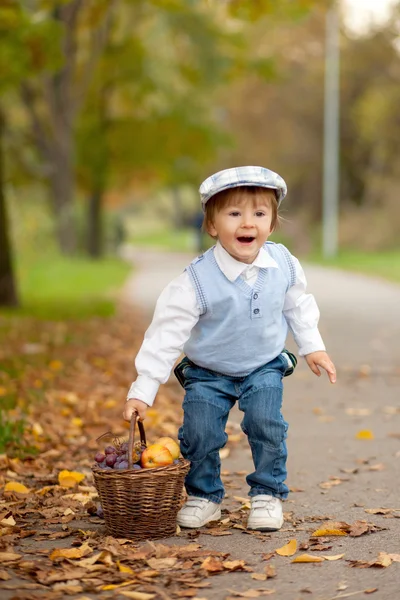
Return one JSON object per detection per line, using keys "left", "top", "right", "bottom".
{"left": 123, "top": 398, "right": 148, "bottom": 422}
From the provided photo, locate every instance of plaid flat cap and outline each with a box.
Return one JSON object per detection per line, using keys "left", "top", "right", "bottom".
{"left": 199, "top": 166, "right": 287, "bottom": 210}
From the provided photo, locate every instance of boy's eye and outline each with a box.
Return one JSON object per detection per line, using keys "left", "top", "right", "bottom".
{"left": 229, "top": 211, "right": 240, "bottom": 217}
{"left": 255, "top": 211, "right": 265, "bottom": 217}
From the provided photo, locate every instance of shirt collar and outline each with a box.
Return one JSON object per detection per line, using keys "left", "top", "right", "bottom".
{"left": 214, "top": 241, "right": 278, "bottom": 282}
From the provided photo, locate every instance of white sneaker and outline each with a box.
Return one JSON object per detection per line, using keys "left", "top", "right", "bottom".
{"left": 247, "top": 494, "right": 283, "bottom": 531}
{"left": 176, "top": 497, "right": 221, "bottom": 528}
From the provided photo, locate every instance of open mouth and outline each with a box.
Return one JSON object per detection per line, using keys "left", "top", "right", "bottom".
{"left": 237, "top": 236, "right": 255, "bottom": 244}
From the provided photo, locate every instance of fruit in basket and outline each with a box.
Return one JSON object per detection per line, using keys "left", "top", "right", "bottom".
{"left": 140, "top": 443, "right": 174, "bottom": 468}
{"left": 156, "top": 437, "right": 180, "bottom": 460}
{"left": 105, "top": 453, "right": 117, "bottom": 467}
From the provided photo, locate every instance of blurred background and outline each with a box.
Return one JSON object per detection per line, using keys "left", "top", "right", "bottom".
{"left": 1, "top": 0, "right": 400, "bottom": 316}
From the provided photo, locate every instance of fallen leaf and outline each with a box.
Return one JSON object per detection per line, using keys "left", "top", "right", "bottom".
{"left": 58, "top": 470, "right": 85, "bottom": 488}
{"left": 102, "top": 580, "right": 138, "bottom": 591}
{"left": 311, "top": 528, "right": 347, "bottom": 537}
{"left": 323, "top": 554, "right": 345, "bottom": 561}
{"left": 4, "top": 481, "right": 31, "bottom": 494}
{"left": 222, "top": 560, "right": 249, "bottom": 571}
{"left": 275, "top": 539, "right": 297, "bottom": 556}
{"left": 200, "top": 556, "right": 224, "bottom": 572}
{"left": 355, "top": 429, "right": 374, "bottom": 440}
{"left": 292, "top": 554, "right": 324, "bottom": 563}
{"left": 120, "top": 592, "right": 156, "bottom": 600}
{"left": 147, "top": 557, "right": 177, "bottom": 570}
{"left": 364, "top": 508, "right": 392, "bottom": 515}
{"left": 49, "top": 542, "right": 92, "bottom": 561}
{"left": 0, "top": 552, "right": 21, "bottom": 562}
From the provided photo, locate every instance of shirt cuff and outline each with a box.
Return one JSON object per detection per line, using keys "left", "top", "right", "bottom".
{"left": 295, "top": 329, "right": 326, "bottom": 357}
{"left": 126, "top": 375, "right": 160, "bottom": 407}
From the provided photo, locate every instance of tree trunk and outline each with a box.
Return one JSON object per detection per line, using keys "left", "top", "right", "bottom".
{"left": 87, "top": 189, "right": 103, "bottom": 258}
{"left": 48, "top": 147, "right": 77, "bottom": 255}
{"left": 0, "top": 108, "right": 18, "bottom": 307}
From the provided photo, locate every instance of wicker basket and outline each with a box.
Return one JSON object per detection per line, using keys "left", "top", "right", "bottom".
{"left": 92, "top": 414, "right": 190, "bottom": 540}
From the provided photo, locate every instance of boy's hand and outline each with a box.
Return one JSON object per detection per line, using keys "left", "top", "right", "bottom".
{"left": 123, "top": 398, "right": 148, "bottom": 422}
{"left": 305, "top": 351, "right": 336, "bottom": 383}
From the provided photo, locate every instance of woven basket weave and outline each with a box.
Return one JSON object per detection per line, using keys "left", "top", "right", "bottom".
{"left": 92, "top": 414, "right": 190, "bottom": 540}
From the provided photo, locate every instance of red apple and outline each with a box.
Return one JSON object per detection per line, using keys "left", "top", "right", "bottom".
{"left": 156, "top": 437, "right": 180, "bottom": 460}
{"left": 140, "top": 443, "right": 174, "bottom": 468}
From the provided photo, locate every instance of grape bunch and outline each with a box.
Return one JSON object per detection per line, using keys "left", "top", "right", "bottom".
{"left": 94, "top": 441, "right": 144, "bottom": 471}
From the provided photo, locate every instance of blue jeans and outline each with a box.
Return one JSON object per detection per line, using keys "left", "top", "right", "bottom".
{"left": 177, "top": 355, "right": 290, "bottom": 504}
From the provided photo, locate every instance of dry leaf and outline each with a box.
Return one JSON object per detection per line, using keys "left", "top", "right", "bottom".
{"left": 4, "top": 481, "right": 31, "bottom": 494}
{"left": 58, "top": 470, "right": 85, "bottom": 488}
{"left": 265, "top": 564, "right": 277, "bottom": 578}
{"left": 251, "top": 573, "right": 267, "bottom": 581}
{"left": 102, "top": 580, "right": 138, "bottom": 591}
{"left": 120, "top": 592, "right": 156, "bottom": 600}
{"left": 311, "top": 528, "right": 347, "bottom": 537}
{"left": 275, "top": 539, "right": 297, "bottom": 556}
{"left": 355, "top": 429, "right": 374, "bottom": 440}
{"left": 200, "top": 556, "right": 224, "bottom": 572}
{"left": 0, "top": 570, "right": 11, "bottom": 580}
{"left": 323, "top": 554, "right": 345, "bottom": 561}
{"left": 0, "top": 552, "right": 21, "bottom": 562}
{"left": 364, "top": 508, "right": 392, "bottom": 515}
{"left": 292, "top": 554, "right": 324, "bottom": 563}
{"left": 147, "top": 557, "right": 177, "bottom": 570}
{"left": 49, "top": 542, "right": 92, "bottom": 561}
{"left": 222, "top": 560, "right": 249, "bottom": 571}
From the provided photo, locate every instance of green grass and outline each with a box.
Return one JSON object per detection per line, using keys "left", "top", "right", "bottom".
{"left": 308, "top": 250, "right": 400, "bottom": 284}
{"left": 1, "top": 253, "right": 132, "bottom": 320}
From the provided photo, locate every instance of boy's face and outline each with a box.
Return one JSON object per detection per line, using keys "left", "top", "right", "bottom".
{"left": 207, "top": 194, "right": 274, "bottom": 264}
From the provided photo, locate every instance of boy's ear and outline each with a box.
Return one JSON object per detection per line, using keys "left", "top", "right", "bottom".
{"left": 206, "top": 221, "right": 218, "bottom": 237}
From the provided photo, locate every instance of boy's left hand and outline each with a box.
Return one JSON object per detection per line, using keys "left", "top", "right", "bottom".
{"left": 305, "top": 351, "right": 336, "bottom": 383}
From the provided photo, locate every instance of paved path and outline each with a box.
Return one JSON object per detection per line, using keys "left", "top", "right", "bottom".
{"left": 120, "top": 246, "right": 400, "bottom": 600}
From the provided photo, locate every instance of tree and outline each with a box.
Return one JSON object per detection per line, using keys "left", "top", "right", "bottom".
{"left": 17, "top": 0, "right": 115, "bottom": 255}
{"left": 76, "top": 0, "right": 235, "bottom": 256}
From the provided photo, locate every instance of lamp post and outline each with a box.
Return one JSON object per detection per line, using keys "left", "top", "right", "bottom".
{"left": 322, "top": 3, "right": 340, "bottom": 258}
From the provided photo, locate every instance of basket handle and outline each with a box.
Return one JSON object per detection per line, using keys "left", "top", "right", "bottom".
{"left": 128, "top": 411, "right": 147, "bottom": 469}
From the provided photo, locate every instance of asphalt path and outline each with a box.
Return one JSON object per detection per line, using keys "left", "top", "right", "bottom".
{"left": 120, "top": 246, "right": 400, "bottom": 600}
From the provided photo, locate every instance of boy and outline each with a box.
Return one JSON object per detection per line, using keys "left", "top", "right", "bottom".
{"left": 123, "top": 166, "right": 336, "bottom": 531}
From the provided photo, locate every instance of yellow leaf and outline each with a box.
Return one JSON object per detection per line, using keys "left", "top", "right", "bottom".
{"left": 311, "top": 528, "right": 348, "bottom": 537}
{"left": 71, "top": 417, "right": 83, "bottom": 428}
{"left": 32, "top": 422, "right": 44, "bottom": 438}
{"left": 120, "top": 592, "right": 156, "bottom": 600}
{"left": 58, "top": 470, "right": 85, "bottom": 488}
{"left": 104, "top": 399, "right": 117, "bottom": 408}
{"left": 292, "top": 554, "right": 324, "bottom": 563}
{"left": 0, "top": 387, "right": 7, "bottom": 396}
{"left": 275, "top": 539, "right": 297, "bottom": 556}
{"left": 356, "top": 429, "right": 374, "bottom": 440}
{"left": 117, "top": 560, "right": 134, "bottom": 574}
{"left": 49, "top": 360, "right": 63, "bottom": 371}
{"left": 323, "top": 554, "right": 345, "bottom": 561}
{"left": 35, "top": 485, "right": 55, "bottom": 496}
{"left": 4, "top": 482, "right": 31, "bottom": 494}
{"left": 50, "top": 542, "right": 92, "bottom": 561}
{"left": 101, "top": 580, "right": 138, "bottom": 591}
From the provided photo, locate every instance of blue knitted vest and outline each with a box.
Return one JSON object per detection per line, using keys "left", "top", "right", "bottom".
{"left": 183, "top": 242, "right": 296, "bottom": 376}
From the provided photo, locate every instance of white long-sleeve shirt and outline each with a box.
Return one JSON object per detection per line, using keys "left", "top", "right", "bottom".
{"left": 127, "top": 242, "right": 325, "bottom": 406}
